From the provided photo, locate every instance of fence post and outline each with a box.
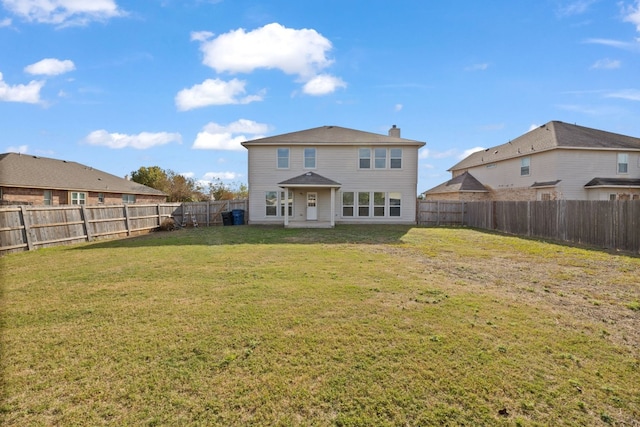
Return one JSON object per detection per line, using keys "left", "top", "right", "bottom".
{"left": 19, "top": 206, "right": 34, "bottom": 251}
{"left": 207, "top": 201, "right": 210, "bottom": 227}
{"left": 81, "top": 205, "right": 93, "bottom": 242}
{"left": 124, "top": 204, "right": 131, "bottom": 236}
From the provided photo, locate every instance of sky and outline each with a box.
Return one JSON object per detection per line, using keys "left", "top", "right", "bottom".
{"left": 2, "top": 0, "right": 640, "bottom": 194}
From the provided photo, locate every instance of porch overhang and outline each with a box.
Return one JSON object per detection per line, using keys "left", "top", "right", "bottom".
{"left": 277, "top": 172, "right": 341, "bottom": 228}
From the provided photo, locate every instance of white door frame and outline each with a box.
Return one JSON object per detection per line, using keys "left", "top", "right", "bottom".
{"left": 306, "top": 192, "right": 318, "bottom": 221}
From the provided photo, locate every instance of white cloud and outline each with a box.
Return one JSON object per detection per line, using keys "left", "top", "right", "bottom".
{"left": 24, "top": 58, "right": 75, "bottom": 75}
{"left": 590, "top": 58, "right": 621, "bottom": 69}
{"left": 431, "top": 148, "right": 458, "bottom": 159}
{"left": 192, "top": 119, "right": 269, "bottom": 150}
{"left": 557, "top": 0, "right": 596, "bottom": 16}
{"left": 1, "top": 0, "right": 126, "bottom": 26}
{"left": 459, "top": 147, "right": 485, "bottom": 160}
{"left": 622, "top": 0, "right": 640, "bottom": 32}
{"left": 0, "top": 71, "right": 44, "bottom": 103}
{"left": 190, "top": 30, "right": 214, "bottom": 42}
{"left": 585, "top": 38, "right": 637, "bottom": 50}
{"left": 175, "top": 78, "right": 264, "bottom": 111}
{"left": 418, "top": 148, "right": 430, "bottom": 159}
{"left": 83, "top": 130, "right": 182, "bottom": 149}
{"left": 302, "top": 74, "right": 346, "bottom": 95}
{"left": 465, "top": 63, "right": 489, "bottom": 71}
{"left": 0, "top": 17, "right": 11, "bottom": 26}
{"left": 198, "top": 23, "right": 334, "bottom": 78}
{"left": 605, "top": 89, "right": 640, "bottom": 101}
{"left": 528, "top": 124, "right": 540, "bottom": 132}
{"left": 394, "top": 103, "right": 403, "bottom": 112}
{"left": 203, "top": 171, "right": 241, "bottom": 180}
{"left": 6, "top": 144, "right": 28, "bottom": 153}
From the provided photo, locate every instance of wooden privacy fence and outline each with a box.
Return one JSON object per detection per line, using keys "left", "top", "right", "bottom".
{"left": 0, "top": 200, "right": 248, "bottom": 255}
{"left": 418, "top": 200, "right": 640, "bottom": 253}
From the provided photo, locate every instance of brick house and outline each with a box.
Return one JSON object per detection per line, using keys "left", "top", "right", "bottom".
{"left": 0, "top": 153, "right": 166, "bottom": 205}
{"left": 423, "top": 121, "right": 640, "bottom": 201}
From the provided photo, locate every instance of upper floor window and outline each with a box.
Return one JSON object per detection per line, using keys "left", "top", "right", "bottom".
{"left": 390, "top": 148, "right": 402, "bottom": 169}
{"left": 520, "top": 157, "right": 530, "bottom": 176}
{"left": 618, "top": 153, "right": 629, "bottom": 174}
{"left": 359, "top": 148, "right": 371, "bottom": 169}
{"left": 70, "top": 192, "right": 86, "bottom": 205}
{"left": 44, "top": 190, "right": 52, "bottom": 205}
{"left": 374, "top": 148, "right": 387, "bottom": 169}
{"left": 277, "top": 148, "right": 289, "bottom": 169}
{"left": 304, "top": 148, "right": 316, "bottom": 169}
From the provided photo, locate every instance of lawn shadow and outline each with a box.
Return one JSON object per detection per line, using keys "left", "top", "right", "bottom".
{"left": 73, "top": 224, "right": 415, "bottom": 251}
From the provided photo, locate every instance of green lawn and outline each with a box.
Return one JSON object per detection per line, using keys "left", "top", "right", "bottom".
{"left": 1, "top": 225, "right": 638, "bottom": 426}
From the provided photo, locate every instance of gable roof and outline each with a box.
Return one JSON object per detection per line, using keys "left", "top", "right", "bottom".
{"left": 0, "top": 153, "right": 166, "bottom": 196}
{"left": 278, "top": 172, "right": 341, "bottom": 188}
{"left": 241, "top": 125, "right": 425, "bottom": 147}
{"left": 450, "top": 121, "right": 640, "bottom": 171}
{"left": 423, "top": 171, "right": 488, "bottom": 195}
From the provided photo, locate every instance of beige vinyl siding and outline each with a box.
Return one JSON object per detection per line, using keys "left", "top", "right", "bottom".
{"left": 246, "top": 144, "right": 420, "bottom": 224}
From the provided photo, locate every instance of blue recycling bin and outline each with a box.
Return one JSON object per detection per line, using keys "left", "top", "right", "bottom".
{"left": 232, "top": 209, "right": 245, "bottom": 225}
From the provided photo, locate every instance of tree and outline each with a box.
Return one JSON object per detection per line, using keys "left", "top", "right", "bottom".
{"left": 131, "top": 166, "right": 207, "bottom": 202}
{"left": 207, "top": 179, "right": 248, "bottom": 200}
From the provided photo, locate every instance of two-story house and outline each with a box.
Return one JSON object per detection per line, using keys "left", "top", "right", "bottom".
{"left": 241, "top": 125, "right": 425, "bottom": 227}
{"left": 423, "top": 121, "right": 640, "bottom": 201}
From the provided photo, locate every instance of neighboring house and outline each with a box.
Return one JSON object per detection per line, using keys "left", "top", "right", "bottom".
{"left": 0, "top": 153, "right": 167, "bottom": 206}
{"left": 423, "top": 121, "right": 640, "bottom": 201}
{"left": 241, "top": 125, "right": 425, "bottom": 227}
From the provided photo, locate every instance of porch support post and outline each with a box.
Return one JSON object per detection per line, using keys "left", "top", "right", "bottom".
{"left": 330, "top": 187, "right": 336, "bottom": 228}
{"left": 284, "top": 187, "right": 289, "bottom": 227}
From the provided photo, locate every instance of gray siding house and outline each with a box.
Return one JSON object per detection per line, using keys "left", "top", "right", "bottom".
{"left": 424, "top": 121, "right": 640, "bottom": 201}
{"left": 241, "top": 125, "right": 425, "bottom": 227}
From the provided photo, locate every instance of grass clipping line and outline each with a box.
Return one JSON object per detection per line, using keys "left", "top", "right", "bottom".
{"left": 1, "top": 225, "right": 638, "bottom": 426}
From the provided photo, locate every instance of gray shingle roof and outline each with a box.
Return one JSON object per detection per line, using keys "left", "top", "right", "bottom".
{"left": 584, "top": 178, "right": 640, "bottom": 188}
{"left": 0, "top": 153, "right": 166, "bottom": 196}
{"left": 423, "top": 171, "right": 488, "bottom": 195}
{"left": 242, "top": 125, "right": 425, "bottom": 146}
{"left": 278, "top": 172, "right": 341, "bottom": 187}
{"left": 450, "top": 121, "right": 640, "bottom": 171}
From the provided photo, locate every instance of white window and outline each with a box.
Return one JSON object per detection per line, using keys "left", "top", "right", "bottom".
{"left": 342, "top": 192, "right": 354, "bottom": 216}
{"left": 266, "top": 191, "right": 293, "bottom": 217}
{"left": 70, "top": 192, "right": 86, "bottom": 205}
{"left": 122, "top": 194, "right": 136, "bottom": 204}
{"left": 277, "top": 148, "right": 289, "bottom": 169}
{"left": 389, "top": 192, "right": 401, "bottom": 217}
{"left": 521, "top": 157, "right": 530, "bottom": 176}
{"left": 618, "top": 153, "right": 629, "bottom": 174}
{"left": 358, "top": 192, "right": 370, "bottom": 216}
{"left": 390, "top": 148, "right": 402, "bottom": 169}
{"left": 280, "top": 191, "right": 293, "bottom": 216}
{"left": 98, "top": 193, "right": 105, "bottom": 203}
{"left": 44, "top": 190, "right": 52, "bottom": 205}
{"left": 266, "top": 191, "right": 278, "bottom": 216}
{"left": 359, "top": 148, "right": 371, "bottom": 169}
{"left": 373, "top": 192, "right": 385, "bottom": 216}
{"left": 374, "top": 148, "right": 387, "bottom": 169}
{"left": 304, "top": 148, "right": 316, "bottom": 169}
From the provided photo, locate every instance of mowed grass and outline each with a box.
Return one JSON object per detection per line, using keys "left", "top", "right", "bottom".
{"left": 1, "top": 225, "right": 639, "bottom": 426}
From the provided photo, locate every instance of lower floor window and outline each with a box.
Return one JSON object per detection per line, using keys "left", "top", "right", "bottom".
{"left": 122, "top": 194, "right": 136, "bottom": 204}
{"left": 44, "top": 190, "right": 52, "bottom": 205}
{"left": 70, "top": 192, "right": 86, "bottom": 205}
{"left": 266, "top": 191, "right": 293, "bottom": 216}
{"left": 342, "top": 191, "right": 402, "bottom": 218}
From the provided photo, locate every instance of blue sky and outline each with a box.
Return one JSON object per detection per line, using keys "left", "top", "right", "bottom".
{"left": 2, "top": 0, "right": 640, "bottom": 194}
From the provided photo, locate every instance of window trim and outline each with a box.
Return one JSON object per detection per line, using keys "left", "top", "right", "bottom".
{"left": 390, "top": 148, "right": 402, "bottom": 169}
{"left": 520, "top": 156, "right": 530, "bottom": 176}
{"left": 304, "top": 147, "right": 316, "bottom": 169}
{"left": 43, "top": 190, "right": 52, "bottom": 205}
{"left": 122, "top": 194, "right": 136, "bottom": 204}
{"left": 358, "top": 148, "right": 371, "bottom": 169}
{"left": 70, "top": 192, "right": 86, "bottom": 205}
{"left": 341, "top": 191, "right": 402, "bottom": 218}
{"left": 277, "top": 147, "right": 290, "bottom": 169}
{"left": 374, "top": 148, "right": 387, "bottom": 169}
{"left": 617, "top": 153, "right": 629, "bottom": 174}
{"left": 342, "top": 191, "right": 354, "bottom": 217}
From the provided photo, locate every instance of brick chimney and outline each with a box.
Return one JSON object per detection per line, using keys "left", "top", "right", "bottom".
{"left": 388, "top": 124, "right": 400, "bottom": 138}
